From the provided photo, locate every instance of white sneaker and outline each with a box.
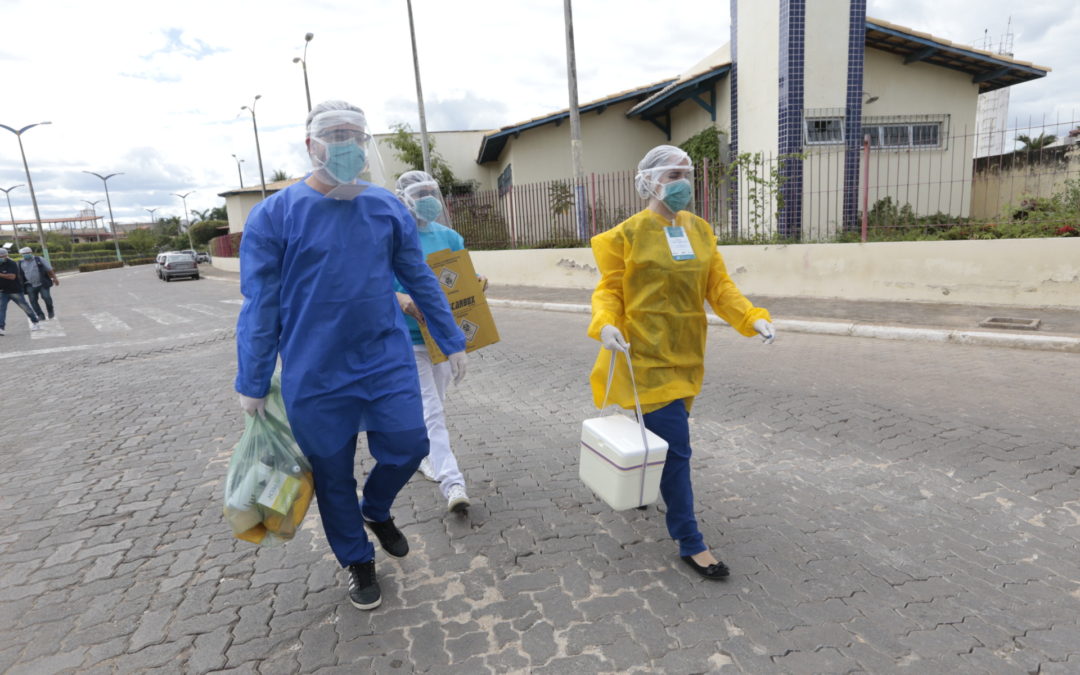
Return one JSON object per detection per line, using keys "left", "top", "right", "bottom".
{"left": 30, "top": 323, "right": 41, "bottom": 332}
{"left": 417, "top": 457, "right": 437, "bottom": 482}
{"left": 446, "top": 484, "right": 470, "bottom": 514}
{"left": 0, "top": 327, "right": 5, "bottom": 336}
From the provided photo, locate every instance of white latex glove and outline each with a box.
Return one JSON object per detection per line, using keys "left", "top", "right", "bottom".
{"left": 448, "top": 351, "right": 468, "bottom": 385}
{"left": 238, "top": 394, "right": 267, "bottom": 418}
{"left": 600, "top": 325, "right": 629, "bottom": 352}
{"left": 753, "top": 319, "right": 776, "bottom": 345}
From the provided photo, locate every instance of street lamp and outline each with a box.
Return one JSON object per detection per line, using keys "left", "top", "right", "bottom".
{"left": 171, "top": 191, "right": 195, "bottom": 251}
{"left": 145, "top": 207, "right": 158, "bottom": 223}
{"left": 83, "top": 171, "right": 124, "bottom": 263}
{"left": 231, "top": 154, "right": 245, "bottom": 188}
{"left": 292, "top": 32, "right": 314, "bottom": 113}
{"left": 81, "top": 199, "right": 103, "bottom": 242}
{"left": 1, "top": 184, "right": 24, "bottom": 249}
{"left": 240, "top": 96, "right": 268, "bottom": 199}
{"left": 0, "top": 121, "right": 52, "bottom": 264}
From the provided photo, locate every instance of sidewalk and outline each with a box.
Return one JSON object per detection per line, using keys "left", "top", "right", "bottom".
{"left": 200, "top": 264, "right": 1080, "bottom": 352}
{"left": 484, "top": 285, "right": 1080, "bottom": 353}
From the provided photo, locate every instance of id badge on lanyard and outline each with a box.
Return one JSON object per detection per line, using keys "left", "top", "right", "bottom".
{"left": 664, "top": 226, "right": 695, "bottom": 261}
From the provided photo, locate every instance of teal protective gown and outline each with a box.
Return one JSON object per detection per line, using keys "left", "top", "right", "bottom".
{"left": 235, "top": 179, "right": 465, "bottom": 457}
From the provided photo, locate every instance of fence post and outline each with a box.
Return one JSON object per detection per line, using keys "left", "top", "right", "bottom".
{"left": 861, "top": 134, "right": 870, "bottom": 243}
{"left": 589, "top": 173, "right": 597, "bottom": 236}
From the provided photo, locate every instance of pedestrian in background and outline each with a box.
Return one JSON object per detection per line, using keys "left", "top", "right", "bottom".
{"left": 587, "top": 145, "right": 776, "bottom": 580}
{"left": 18, "top": 246, "right": 59, "bottom": 321}
{"left": 393, "top": 170, "right": 486, "bottom": 514}
{"left": 234, "top": 100, "right": 468, "bottom": 611}
{"left": 0, "top": 248, "right": 41, "bottom": 336}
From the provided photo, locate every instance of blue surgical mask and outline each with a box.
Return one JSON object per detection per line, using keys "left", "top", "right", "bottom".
{"left": 323, "top": 141, "right": 367, "bottom": 183}
{"left": 661, "top": 179, "right": 693, "bottom": 213}
{"left": 414, "top": 196, "right": 443, "bottom": 223}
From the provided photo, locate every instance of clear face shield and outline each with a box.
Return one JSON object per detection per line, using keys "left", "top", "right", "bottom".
{"left": 639, "top": 163, "right": 695, "bottom": 214}
{"left": 399, "top": 180, "right": 451, "bottom": 229}
{"left": 307, "top": 110, "right": 388, "bottom": 194}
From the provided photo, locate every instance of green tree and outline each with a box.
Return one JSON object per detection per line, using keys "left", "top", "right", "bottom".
{"left": 125, "top": 228, "right": 158, "bottom": 253}
{"left": 1015, "top": 133, "right": 1057, "bottom": 152}
{"left": 44, "top": 231, "right": 72, "bottom": 253}
{"left": 189, "top": 220, "right": 227, "bottom": 247}
{"left": 383, "top": 123, "right": 463, "bottom": 194}
{"left": 271, "top": 169, "right": 290, "bottom": 182}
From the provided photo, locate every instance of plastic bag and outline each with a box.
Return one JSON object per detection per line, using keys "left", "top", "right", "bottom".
{"left": 223, "top": 376, "right": 314, "bottom": 546}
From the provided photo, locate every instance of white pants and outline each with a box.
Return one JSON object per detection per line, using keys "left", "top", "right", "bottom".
{"left": 414, "top": 345, "right": 464, "bottom": 497}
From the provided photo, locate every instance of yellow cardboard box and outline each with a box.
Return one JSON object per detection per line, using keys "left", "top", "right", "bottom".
{"left": 418, "top": 248, "right": 500, "bottom": 364}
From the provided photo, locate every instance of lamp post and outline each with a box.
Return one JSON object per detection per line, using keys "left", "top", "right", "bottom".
{"left": 292, "top": 32, "right": 314, "bottom": 113}
{"left": 0, "top": 121, "right": 52, "bottom": 263}
{"left": 231, "top": 154, "right": 245, "bottom": 188}
{"left": 145, "top": 207, "right": 158, "bottom": 224}
{"left": 83, "top": 171, "right": 124, "bottom": 262}
{"left": 1, "top": 184, "right": 24, "bottom": 249}
{"left": 240, "top": 96, "right": 267, "bottom": 199}
{"left": 171, "top": 192, "right": 195, "bottom": 251}
{"left": 81, "top": 199, "right": 103, "bottom": 243}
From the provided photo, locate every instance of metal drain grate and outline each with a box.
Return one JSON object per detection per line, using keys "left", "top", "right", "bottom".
{"left": 978, "top": 317, "right": 1041, "bottom": 331}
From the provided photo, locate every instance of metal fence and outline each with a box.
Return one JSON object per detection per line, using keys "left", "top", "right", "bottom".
{"left": 448, "top": 118, "right": 1080, "bottom": 249}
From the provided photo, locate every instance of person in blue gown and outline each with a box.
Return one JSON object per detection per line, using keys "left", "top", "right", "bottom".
{"left": 234, "top": 100, "right": 467, "bottom": 611}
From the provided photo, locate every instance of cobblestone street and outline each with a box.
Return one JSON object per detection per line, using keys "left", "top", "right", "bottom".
{"left": 2, "top": 268, "right": 1079, "bottom": 673}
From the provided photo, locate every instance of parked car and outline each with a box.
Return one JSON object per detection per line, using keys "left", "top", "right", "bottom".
{"left": 178, "top": 249, "right": 199, "bottom": 263}
{"left": 154, "top": 253, "right": 169, "bottom": 279}
{"left": 160, "top": 253, "right": 200, "bottom": 282}
{"left": 196, "top": 251, "right": 210, "bottom": 263}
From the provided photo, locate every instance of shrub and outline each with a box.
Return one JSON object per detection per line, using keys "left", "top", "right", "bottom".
{"left": 126, "top": 257, "right": 157, "bottom": 266}
{"left": 78, "top": 261, "right": 124, "bottom": 273}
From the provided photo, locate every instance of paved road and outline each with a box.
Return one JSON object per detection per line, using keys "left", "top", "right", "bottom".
{"left": 2, "top": 267, "right": 1079, "bottom": 673}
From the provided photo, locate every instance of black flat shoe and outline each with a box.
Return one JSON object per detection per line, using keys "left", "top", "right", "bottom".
{"left": 681, "top": 555, "right": 730, "bottom": 580}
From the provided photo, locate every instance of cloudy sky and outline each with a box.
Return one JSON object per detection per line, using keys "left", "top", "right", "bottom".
{"left": 1, "top": 0, "right": 1076, "bottom": 228}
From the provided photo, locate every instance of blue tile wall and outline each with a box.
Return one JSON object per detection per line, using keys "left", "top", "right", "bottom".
{"left": 730, "top": 0, "right": 739, "bottom": 235}
{"left": 842, "top": 0, "right": 867, "bottom": 231}
{"left": 777, "top": 0, "right": 806, "bottom": 239}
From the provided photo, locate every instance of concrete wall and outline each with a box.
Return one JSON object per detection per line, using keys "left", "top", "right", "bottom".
{"left": 735, "top": 0, "right": 780, "bottom": 160}
{"left": 211, "top": 256, "right": 241, "bottom": 273}
{"left": 470, "top": 238, "right": 1080, "bottom": 308}
{"left": 804, "top": 0, "right": 851, "bottom": 110}
{"left": 374, "top": 130, "right": 496, "bottom": 190}
{"left": 971, "top": 149, "right": 1080, "bottom": 220}
{"left": 226, "top": 194, "right": 264, "bottom": 235}
{"left": 501, "top": 100, "right": 667, "bottom": 186}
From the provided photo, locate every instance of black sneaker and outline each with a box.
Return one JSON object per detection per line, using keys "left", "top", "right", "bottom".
{"left": 364, "top": 517, "right": 409, "bottom": 558}
{"left": 347, "top": 561, "right": 381, "bottom": 610}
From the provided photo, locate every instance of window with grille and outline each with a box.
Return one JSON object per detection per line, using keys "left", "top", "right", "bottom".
{"left": 861, "top": 117, "right": 945, "bottom": 149}
{"left": 805, "top": 118, "right": 844, "bottom": 145}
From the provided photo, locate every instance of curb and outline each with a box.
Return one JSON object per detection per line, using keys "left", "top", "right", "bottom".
{"left": 487, "top": 299, "right": 1080, "bottom": 354}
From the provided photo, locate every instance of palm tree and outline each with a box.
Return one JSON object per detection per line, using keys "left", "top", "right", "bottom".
{"left": 270, "top": 169, "right": 290, "bottom": 182}
{"left": 1015, "top": 132, "right": 1058, "bottom": 152}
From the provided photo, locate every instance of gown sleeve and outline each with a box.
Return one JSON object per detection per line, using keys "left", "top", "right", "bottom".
{"left": 587, "top": 227, "right": 626, "bottom": 341}
{"left": 392, "top": 208, "right": 466, "bottom": 356}
{"left": 701, "top": 221, "right": 771, "bottom": 336}
{"left": 235, "top": 204, "right": 284, "bottom": 398}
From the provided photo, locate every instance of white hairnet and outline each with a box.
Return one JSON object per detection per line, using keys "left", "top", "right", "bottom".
{"left": 634, "top": 145, "right": 693, "bottom": 199}
{"left": 19, "top": 246, "right": 32, "bottom": 255}
{"left": 306, "top": 100, "right": 369, "bottom": 139}
{"left": 0, "top": 248, "right": 8, "bottom": 258}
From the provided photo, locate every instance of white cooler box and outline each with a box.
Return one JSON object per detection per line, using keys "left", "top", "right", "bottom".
{"left": 580, "top": 413, "right": 668, "bottom": 511}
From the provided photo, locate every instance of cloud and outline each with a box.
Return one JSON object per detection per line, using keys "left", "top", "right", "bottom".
{"left": 383, "top": 92, "right": 510, "bottom": 132}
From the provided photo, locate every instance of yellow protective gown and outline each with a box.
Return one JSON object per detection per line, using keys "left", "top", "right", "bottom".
{"left": 588, "top": 209, "right": 771, "bottom": 413}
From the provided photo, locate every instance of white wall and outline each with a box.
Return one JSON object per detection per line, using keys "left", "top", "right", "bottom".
{"left": 803, "top": 0, "right": 852, "bottom": 110}
{"left": 735, "top": 0, "right": 779, "bottom": 160}
{"left": 470, "top": 238, "right": 1080, "bottom": 308}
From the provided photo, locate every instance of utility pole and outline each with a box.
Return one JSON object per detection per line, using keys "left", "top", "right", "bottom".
{"left": 406, "top": 0, "right": 432, "bottom": 175}
{"left": 563, "top": 0, "right": 587, "bottom": 239}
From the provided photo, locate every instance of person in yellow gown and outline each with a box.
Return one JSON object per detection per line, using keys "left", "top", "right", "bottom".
{"left": 587, "top": 144, "right": 776, "bottom": 580}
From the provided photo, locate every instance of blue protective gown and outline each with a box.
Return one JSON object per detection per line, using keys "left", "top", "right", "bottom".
{"left": 392, "top": 221, "right": 465, "bottom": 345}
{"left": 235, "top": 179, "right": 466, "bottom": 458}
